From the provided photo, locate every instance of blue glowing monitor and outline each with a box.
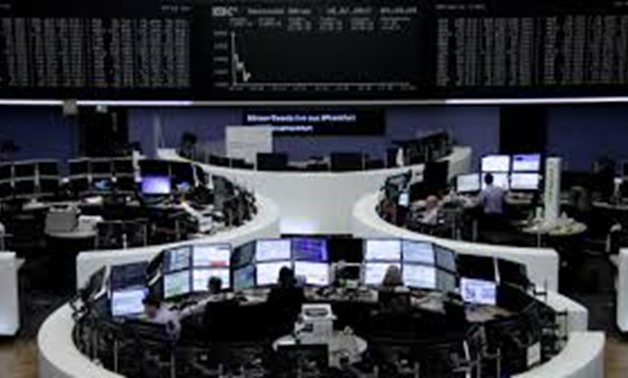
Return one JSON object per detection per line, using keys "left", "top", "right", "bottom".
{"left": 510, "top": 173, "right": 541, "bottom": 191}
{"left": 460, "top": 278, "right": 497, "bottom": 306}
{"left": 292, "top": 238, "right": 329, "bottom": 262}
{"left": 512, "top": 154, "right": 541, "bottom": 172}
{"left": 141, "top": 176, "right": 172, "bottom": 195}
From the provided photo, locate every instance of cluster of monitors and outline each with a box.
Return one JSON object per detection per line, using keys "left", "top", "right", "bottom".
{"left": 68, "top": 159, "right": 196, "bottom": 196}
{"left": 0, "top": 160, "right": 60, "bottom": 199}
{"left": 456, "top": 153, "right": 543, "bottom": 193}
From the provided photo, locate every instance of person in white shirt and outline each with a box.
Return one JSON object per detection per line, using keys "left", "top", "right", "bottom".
{"left": 478, "top": 173, "right": 505, "bottom": 215}
{"left": 142, "top": 295, "right": 181, "bottom": 338}
{"left": 421, "top": 195, "right": 441, "bottom": 225}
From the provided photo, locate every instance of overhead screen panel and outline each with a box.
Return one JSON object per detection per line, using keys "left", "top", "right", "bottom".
{"left": 0, "top": 0, "right": 627, "bottom": 102}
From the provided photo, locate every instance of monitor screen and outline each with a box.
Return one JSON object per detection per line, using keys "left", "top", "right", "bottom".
{"left": 460, "top": 278, "right": 497, "bottom": 306}
{"left": 110, "top": 262, "right": 149, "bottom": 291}
{"left": 192, "top": 268, "right": 231, "bottom": 291}
{"left": 364, "top": 239, "right": 402, "bottom": 261}
{"left": 328, "top": 237, "right": 364, "bottom": 263}
{"left": 482, "top": 173, "right": 510, "bottom": 190}
{"left": 256, "top": 239, "right": 292, "bottom": 262}
{"left": 14, "top": 180, "right": 36, "bottom": 196}
{"left": 434, "top": 245, "right": 457, "bottom": 272}
{"left": 457, "top": 255, "right": 496, "bottom": 281}
{"left": 437, "top": 271, "right": 457, "bottom": 293}
{"left": 70, "top": 177, "right": 90, "bottom": 193}
{"left": 116, "top": 177, "right": 137, "bottom": 192}
{"left": 0, "top": 164, "right": 11, "bottom": 180}
{"left": 141, "top": 176, "right": 172, "bottom": 195}
{"left": 232, "top": 242, "right": 256, "bottom": 268}
{"left": 403, "top": 264, "right": 437, "bottom": 289}
{"left": 398, "top": 191, "right": 410, "bottom": 207}
{"left": 363, "top": 262, "right": 401, "bottom": 286}
{"left": 481, "top": 155, "right": 511, "bottom": 173}
{"left": 456, "top": 173, "right": 481, "bottom": 193}
{"left": 92, "top": 177, "right": 114, "bottom": 193}
{"left": 512, "top": 154, "right": 542, "bottom": 172}
{"left": 233, "top": 265, "right": 256, "bottom": 291}
{"left": 0, "top": 182, "right": 12, "bottom": 199}
{"left": 256, "top": 261, "right": 292, "bottom": 286}
{"left": 192, "top": 244, "right": 231, "bottom": 268}
{"left": 164, "top": 270, "right": 191, "bottom": 299}
{"left": 292, "top": 238, "right": 329, "bottom": 262}
{"left": 164, "top": 246, "right": 192, "bottom": 272}
{"left": 111, "top": 287, "right": 148, "bottom": 317}
{"left": 69, "top": 160, "right": 89, "bottom": 176}
{"left": 510, "top": 173, "right": 541, "bottom": 191}
{"left": 497, "top": 259, "right": 528, "bottom": 289}
{"left": 40, "top": 178, "right": 59, "bottom": 194}
{"left": 114, "top": 159, "right": 135, "bottom": 174}
{"left": 294, "top": 261, "right": 329, "bottom": 286}
{"left": 91, "top": 161, "right": 113, "bottom": 175}
{"left": 38, "top": 162, "right": 59, "bottom": 176}
{"left": 14, "top": 163, "right": 35, "bottom": 178}
{"left": 402, "top": 240, "right": 435, "bottom": 265}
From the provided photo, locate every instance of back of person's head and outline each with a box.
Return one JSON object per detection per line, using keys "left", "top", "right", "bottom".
{"left": 278, "top": 266, "right": 296, "bottom": 288}
{"left": 208, "top": 276, "right": 223, "bottom": 294}
{"left": 484, "top": 173, "right": 494, "bottom": 186}
{"left": 426, "top": 195, "right": 439, "bottom": 209}
{"left": 382, "top": 265, "right": 403, "bottom": 287}
{"left": 142, "top": 294, "right": 162, "bottom": 318}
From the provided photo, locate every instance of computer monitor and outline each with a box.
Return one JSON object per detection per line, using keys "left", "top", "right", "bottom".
{"left": 510, "top": 173, "right": 541, "bottom": 191}
{"left": 460, "top": 278, "right": 497, "bottom": 306}
{"left": 457, "top": 255, "right": 496, "bottom": 281}
{"left": 164, "top": 270, "right": 191, "bottom": 299}
{"left": 232, "top": 242, "right": 256, "bottom": 268}
{"left": 192, "top": 268, "right": 231, "bottom": 292}
{"left": 171, "top": 162, "right": 195, "bottom": 190}
{"left": 109, "top": 262, "right": 149, "bottom": 291}
{"left": 434, "top": 245, "right": 457, "bottom": 273}
{"left": 481, "top": 155, "right": 511, "bottom": 173}
{"left": 364, "top": 239, "right": 402, "bottom": 261}
{"left": 363, "top": 262, "right": 400, "bottom": 286}
{"left": 70, "top": 177, "right": 90, "bottom": 193}
{"left": 256, "top": 261, "right": 292, "bottom": 286}
{"left": 14, "top": 163, "right": 35, "bottom": 178}
{"left": 292, "top": 238, "right": 328, "bottom": 262}
{"left": 116, "top": 177, "right": 137, "bottom": 193}
{"left": 482, "top": 173, "right": 510, "bottom": 190}
{"left": 139, "top": 160, "right": 170, "bottom": 176}
{"left": 192, "top": 244, "right": 231, "bottom": 268}
{"left": 497, "top": 259, "right": 529, "bottom": 289}
{"left": 233, "top": 265, "right": 256, "bottom": 291}
{"left": 91, "top": 160, "right": 113, "bottom": 175}
{"left": 141, "top": 176, "right": 172, "bottom": 196}
{"left": 330, "top": 153, "right": 364, "bottom": 172}
{"left": 512, "top": 154, "right": 542, "bottom": 172}
{"left": 256, "top": 239, "right": 292, "bottom": 262}
{"left": 0, "top": 164, "right": 11, "bottom": 180}
{"left": 456, "top": 173, "right": 481, "bottom": 193}
{"left": 437, "top": 270, "right": 457, "bottom": 293}
{"left": 164, "top": 246, "right": 192, "bottom": 273}
{"left": 402, "top": 240, "right": 435, "bottom": 265}
{"left": 111, "top": 287, "right": 148, "bottom": 317}
{"left": 328, "top": 237, "right": 364, "bottom": 263}
{"left": 294, "top": 261, "right": 329, "bottom": 286}
{"left": 39, "top": 178, "right": 59, "bottom": 195}
{"left": 38, "top": 161, "right": 59, "bottom": 176}
{"left": 14, "top": 180, "right": 36, "bottom": 197}
{"left": 69, "top": 160, "right": 89, "bottom": 176}
{"left": 0, "top": 182, "right": 12, "bottom": 199}
{"left": 257, "top": 153, "right": 288, "bottom": 171}
{"left": 92, "top": 177, "right": 114, "bottom": 193}
{"left": 113, "top": 159, "right": 135, "bottom": 175}
{"left": 403, "top": 264, "right": 437, "bottom": 290}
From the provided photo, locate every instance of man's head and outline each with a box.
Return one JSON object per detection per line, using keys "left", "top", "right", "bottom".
{"left": 484, "top": 173, "right": 494, "bottom": 186}
{"left": 208, "top": 276, "right": 223, "bottom": 294}
{"left": 426, "top": 195, "right": 439, "bottom": 210}
{"left": 142, "top": 294, "right": 161, "bottom": 319}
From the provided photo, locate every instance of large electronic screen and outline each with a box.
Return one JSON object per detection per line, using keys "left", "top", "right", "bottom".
{"left": 164, "top": 270, "right": 192, "bottom": 299}
{"left": 192, "top": 268, "right": 231, "bottom": 292}
{"left": 402, "top": 264, "right": 437, "bottom": 290}
{"left": 111, "top": 287, "right": 148, "bottom": 317}
{"left": 481, "top": 156, "right": 511, "bottom": 173}
{"left": 510, "top": 173, "right": 541, "bottom": 191}
{"left": 363, "top": 262, "right": 401, "bottom": 286}
{"left": 402, "top": 241, "right": 435, "bottom": 265}
{"left": 294, "top": 262, "right": 330, "bottom": 287}
{"left": 512, "top": 154, "right": 542, "bottom": 172}
{"left": 233, "top": 265, "right": 256, "bottom": 291}
{"left": 192, "top": 244, "right": 231, "bottom": 268}
{"left": 256, "top": 239, "right": 292, "bottom": 262}
{"left": 164, "top": 246, "right": 192, "bottom": 273}
{"left": 141, "top": 176, "right": 172, "bottom": 196}
{"left": 292, "top": 238, "right": 329, "bottom": 262}
{"left": 256, "top": 261, "right": 292, "bottom": 286}
{"left": 460, "top": 278, "right": 497, "bottom": 306}
{"left": 434, "top": 245, "right": 457, "bottom": 273}
{"left": 481, "top": 173, "right": 510, "bottom": 190}
{"left": 365, "top": 240, "right": 402, "bottom": 261}
{"left": 456, "top": 174, "right": 481, "bottom": 194}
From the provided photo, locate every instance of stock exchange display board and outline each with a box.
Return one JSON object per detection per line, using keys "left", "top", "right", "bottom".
{"left": 0, "top": 0, "right": 627, "bottom": 101}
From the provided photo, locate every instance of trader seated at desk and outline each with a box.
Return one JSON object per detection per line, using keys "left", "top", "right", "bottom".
{"left": 478, "top": 173, "right": 505, "bottom": 217}
{"left": 419, "top": 195, "right": 442, "bottom": 225}
{"left": 267, "top": 267, "right": 306, "bottom": 333}
{"left": 142, "top": 294, "right": 181, "bottom": 338}
{"left": 378, "top": 265, "right": 411, "bottom": 313}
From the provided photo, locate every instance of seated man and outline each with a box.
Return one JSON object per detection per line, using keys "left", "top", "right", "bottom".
{"left": 478, "top": 173, "right": 505, "bottom": 216}
{"left": 420, "top": 195, "right": 442, "bottom": 225}
{"left": 142, "top": 294, "right": 181, "bottom": 338}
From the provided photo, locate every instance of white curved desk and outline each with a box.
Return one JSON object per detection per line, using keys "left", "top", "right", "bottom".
{"left": 75, "top": 194, "right": 280, "bottom": 289}
{"left": 353, "top": 193, "right": 561, "bottom": 292}
{"left": 614, "top": 248, "right": 628, "bottom": 332}
{"left": 158, "top": 146, "right": 472, "bottom": 235}
{"left": 0, "top": 252, "right": 20, "bottom": 336}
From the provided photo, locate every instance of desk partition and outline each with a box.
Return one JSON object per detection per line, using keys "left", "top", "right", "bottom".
{"left": 0, "top": 252, "right": 20, "bottom": 336}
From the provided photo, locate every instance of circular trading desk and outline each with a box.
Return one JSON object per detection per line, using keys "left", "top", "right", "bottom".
{"left": 74, "top": 194, "right": 280, "bottom": 290}
{"left": 352, "top": 193, "right": 591, "bottom": 334}
{"left": 158, "top": 147, "right": 472, "bottom": 235}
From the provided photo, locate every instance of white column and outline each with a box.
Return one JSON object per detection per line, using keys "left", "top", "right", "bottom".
{"left": 543, "top": 157, "right": 562, "bottom": 225}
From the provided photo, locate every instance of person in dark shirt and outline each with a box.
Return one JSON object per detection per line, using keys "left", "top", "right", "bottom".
{"left": 267, "top": 267, "right": 305, "bottom": 334}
